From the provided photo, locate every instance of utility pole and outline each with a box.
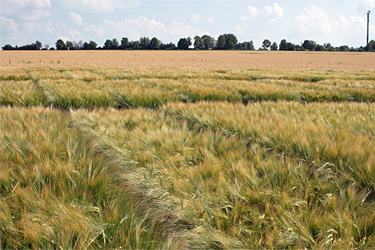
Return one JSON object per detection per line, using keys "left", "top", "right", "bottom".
{"left": 367, "top": 11, "right": 371, "bottom": 45}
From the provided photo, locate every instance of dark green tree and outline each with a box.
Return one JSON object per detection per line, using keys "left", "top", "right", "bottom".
{"left": 302, "top": 40, "right": 316, "bottom": 50}
{"left": 120, "top": 37, "right": 129, "bottom": 49}
{"left": 226, "top": 40, "right": 235, "bottom": 50}
{"left": 55, "top": 39, "right": 67, "bottom": 50}
{"left": 339, "top": 45, "right": 350, "bottom": 52}
{"left": 129, "top": 41, "right": 140, "bottom": 49}
{"left": 83, "top": 41, "right": 97, "bottom": 50}
{"left": 112, "top": 38, "right": 119, "bottom": 49}
{"left": 262, "top": 39, "right": 271, "bottom": 50}
{"left": 194, "top": 36, "right": 205, "bottom": 50}
{"left": 236, "top": 42, "right": 253, "bottom": 50}
{"left": 324, "top": 43, "right": 333, "bottom": 51}
{"left": 160, "top": 42, "right": 177, "bottom": 50}
{"left": 202, "top": 35, "right": 215, "bottom": 49}
{"left": 82, "top": 42, "right": 89, "bottom": 50}
{"left": 35, "top": 40, "right": 42, "bottom": 50}
{"left": 139, "top": 37, "right": 150, "bottom": 49}
{"left": 2, "top": 44, "right": 15, "bottom": 50}
{"left": 215, "top": 34, "right": 237, "bottom": 50}
{"left": 270, "top": 42, "right": 278, "bottom": 50}
{"left": 226, "top": 34, "right": 237, "bottom": 49}
{"left": 279, "top": 39, "right": 296, "bottom": 51}
{"left": 286, "top": 42, "right": 296, "bottom": 51}
{"left": 315, "top": 45, "right": 324, "bottom": 51}
{"left": 89, "top": 41, "right": 97, "bottom": 49}
{"left": 66, "top": 40, "right": 74, "bottom": 50}
{"left": 365, "top": 40, "right": 375, "bottom": 51}
{"left": 150, "top": 37, "right": 161, "bottom": 50}
{"left": 215, "top": 35, "right": 226, "bottom": 49}
{"left": 104, "top": 39, "right": 113, "bottom": 49}
{"left": 279, "top": 39, "right": 288, "bottom": 50}
{"left": 177, "top": 37, "right": 192, "bottom": 50}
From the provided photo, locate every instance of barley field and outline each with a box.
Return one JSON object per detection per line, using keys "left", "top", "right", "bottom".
{"left": 1, "top": 51, "right": 374, "bottom": 249}
{"left": 1, "top": 50, "right": 375, "bottom": 69}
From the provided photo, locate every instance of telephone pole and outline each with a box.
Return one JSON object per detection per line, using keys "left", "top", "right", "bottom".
{"left": 367, "top": 11, "right": 371, "bottom": 45}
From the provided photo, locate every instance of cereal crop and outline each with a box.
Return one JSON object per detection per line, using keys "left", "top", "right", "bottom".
{"left": 1, "top": 51, "right": 374, "bottom": 249}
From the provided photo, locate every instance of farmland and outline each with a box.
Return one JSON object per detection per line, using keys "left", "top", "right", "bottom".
{"left": 1, "top": 51, "right": 375, "bottom": 249}
{"left": 2, "top": 50, "right": 375, "bottom": 69}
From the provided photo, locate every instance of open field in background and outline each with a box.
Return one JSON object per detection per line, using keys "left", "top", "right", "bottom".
{"left": 1, "top": 51, "right": 375, "bottom": 70}
{"left": 1, "top": 51, "right": 374, "bottom": 249}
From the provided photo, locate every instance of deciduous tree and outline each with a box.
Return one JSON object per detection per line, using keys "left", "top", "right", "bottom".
{"left": 35, "top": 40, "right": 42, "bottom": 50}
{"left": 66, "top": 41, "right": 74, "bottom": 50}
{"left": 302, "top": 40, "right": 316, "bottom": 51}
{"left": 120, "top": 37, "right": 129, "bottom": 49}
{"left": 215, "top": 34, "right": 237, "bottom": 50}
{"left": 270, "top": 42, "right": 278, "bottom": 50}
{"left": 55, "top": 39, "right": 67, "bottom": 50}
{"left": 194, "top": 36, "right": 205, "bottom": 50}
{"left": 150, "top": 37, "right": 161, "bottom": 50}
{"left": 104, "top": 39, "right": 113, "bottom": 49}
{"left": 262, "top": 39, "right": 271, "bottom": 50}
{"left": 177, "top": 37, "right": 192, "bottom": 50}
{"left": 202, "top": 35, "right": 215, "bottom": 49}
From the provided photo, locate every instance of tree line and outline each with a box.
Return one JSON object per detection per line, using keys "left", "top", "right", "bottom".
{"left": 2, "top": 34, "right": 375, "bottom": 52}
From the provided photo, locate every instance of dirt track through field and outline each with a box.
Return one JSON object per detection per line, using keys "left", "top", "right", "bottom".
{"left": 1, "top": 50, "right": 375, "bottom": 70}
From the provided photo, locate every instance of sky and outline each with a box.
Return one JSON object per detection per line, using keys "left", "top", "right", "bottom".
{"left": 1, "top": 0, "right": 375, "bottom": 49}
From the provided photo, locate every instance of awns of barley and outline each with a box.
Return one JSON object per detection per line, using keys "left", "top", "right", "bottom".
{"left": 0, "top": 68, "right": 31, "bottom": 81}
{"left": 70, "top": 108, "right": 245, "bottom": 249}
{"left": 1, "top": 66, "right": 374, "bottom": 248}
{"left": 71, "top": 105, "right": 374, "bottom": 249}
{"left": 27, "top": 67, "right": 72, "bottom": 80}
{"left": 0, "top": 107, "right": 167, "bottom": 249}
{"left": 0, "top": 80, "right": 47, "bottom": 106}
{"left": 163, "top": 101, "right": 375, "bottom": 248}
{"left": 5, "top": 67, "right": 374, "bottom": 109}
{"left": 37, "top": 78, "right": 181, "bottom": 109}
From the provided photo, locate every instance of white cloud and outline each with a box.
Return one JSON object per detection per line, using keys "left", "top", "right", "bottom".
{"left": 248, "top": 6, "right": 260, "bottom": 18}
{"left": 190, "top": 14, "right": 201, "bottom": 23}
{"left": 1, "top": 0, "right": 51, "bottom": 20}
{"left": 296, "top": 5, "right": 332, "bottom": 34}
{"left": 242, "top": 3, "right": 283, "bottom": 22}
{"left": 267, "top": 3, "right": 284, "bottom": 22}
{"left": 103, "top": 17, "right": 208, "bottom": 42}
{"left": 26, "top": 9, "right": 51, "bottom": 20}
{"left": 295, "top": 5, "right": 366, "bottom": 45}
{"left": 84, "top": 25, "right": 105, "bottom": 36}
{"left": 69, "top": 12, "right": 83, "bottom": 26}
{"left": 58, "top": 29, "right": 83, "bottom": 42}
{"left": 64, "top": 0, "right": 139, "bottom": 13}
{"left": 75, "top": 0, "right": 115, "bottom": 12}
{"left": 169, "top": 21, "right": 208, "bottom": 38}
{"left": 0, "top": 17, "right": 18, "bottom": 34}
{"left": 207, "top": 17, "right": 215, "bottom": 24}
{"left": 11, "top": 0, "right": 51, "bottom": 8}
{"left": 363, "top": 0, "right": 375, "bottom": 8}
{"left": 234, "top": 23, "right": 248, "bottom": 35}
{"left": 190, "top": 14, "right": 216, "bottom": 24}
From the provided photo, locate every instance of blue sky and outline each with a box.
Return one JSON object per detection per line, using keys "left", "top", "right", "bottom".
{"left": 1, "top": 0, "right": 375, "bottom": 48}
